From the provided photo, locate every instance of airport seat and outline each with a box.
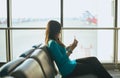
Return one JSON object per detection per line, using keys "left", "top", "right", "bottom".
{"left": 19, "top": 43, "right": 42, "bottom": 58}
{"left": 0, "top": 57, "right": 25, "bottom": 77}
{"left": 30, "top": 45, "right": 98, "bottom": 78}
{"left": 0, "top": 45, "right": 98, "bottom": 78}
{"left": 10, "top": 58, "right": 45, "bottom": 78}
{"left": 30, "top": 48, "right": 57, "bottom": 78}
{"left": 19, "top": 48, "right": 35, "bottom": 58}
{"left": 41, "top": 46, "right": 98, "bottom": 78}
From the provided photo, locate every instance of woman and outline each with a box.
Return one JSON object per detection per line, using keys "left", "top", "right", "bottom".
{"left": 45, "top": 20, "right": 112, "bottom": 78}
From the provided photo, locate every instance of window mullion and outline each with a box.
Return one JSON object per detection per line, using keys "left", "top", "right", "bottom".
{"left": 113, "top": 0, "right": 119, "bottom": 70}
{"left": 6, "top": 0, "right": 12, "bottom": 61}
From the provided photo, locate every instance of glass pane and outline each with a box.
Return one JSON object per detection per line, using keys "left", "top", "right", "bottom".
{"left": 0, "top": 0, "right": 7, "bottom": 27}
{"left": 12, "top": 30, "right": 45, "bottom": 59}
{"left": 63, "top": 30, "right": 113, "bottom": 63}
{"left": 0, "top": 30, "right": 7, "bottom": 62}
{"left": 118, "top": 31, "right": 120, "bottom": 63}
{"left": 118, "top": 0, "right": 120, "bottom": 63}
{"left": 64, "top": 0, "right": 114, "bottom": 27}
{"left": 12, "top": 0, "right": 60, "bottom": 27}
{"left": 118, "top": 0, "right": 120, "bottom": 26}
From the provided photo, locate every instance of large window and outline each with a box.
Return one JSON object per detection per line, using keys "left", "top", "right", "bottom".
{"left": 0, "top": 0, "right": 7, "bottom": 27}
{"left": 118, "top": 0, "right": 120, "bottom": 27}
{"left": 0, "top": 30, "right": 7, "bottom": 62}
{"left": 11, "top": 0, "right": 60, "bottom": 59}
{"left": 12, "top": 30, "right": 45, "bottom": 59}
{"left": 12, "top": 0, "right": 60, "bottom": 27}
{"left": 0, "top": 0, "right": 120, "bottom": 65}
{"left": 118, "top": 31, "right": 120, "bottom": 63}
{"left": 63, "top": 30, "right": 113, "bottom": 63}
{"left": 118, "top": 0, "right": 120, "bottom": 62}
{"left": 63, "top": 0, "right": 113, "bottom": 27}
{"left": 0, "top": 0, "right": 7, "bottom": 62}
{"left": 63, "top": 0, "right": 114, "bottom": 63}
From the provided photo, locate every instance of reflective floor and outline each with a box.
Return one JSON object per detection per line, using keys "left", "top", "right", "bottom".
{"left": 108, "top": 69, "right": 120, "bottom": 78}
{"left": 55, "top": 69, "right": 120, "bottom": 78}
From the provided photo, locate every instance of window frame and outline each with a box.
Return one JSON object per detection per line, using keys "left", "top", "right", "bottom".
{"left": 0, "top": 0, "right": 119, "bottom": 69}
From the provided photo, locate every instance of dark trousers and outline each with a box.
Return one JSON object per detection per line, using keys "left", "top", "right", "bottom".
{"left": 65, "top": 57, "right": 112, "bottom": 78}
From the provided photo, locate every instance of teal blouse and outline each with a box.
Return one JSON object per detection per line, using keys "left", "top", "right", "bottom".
{"left": 47, "top": 40, "right": 76, "bottom": 77}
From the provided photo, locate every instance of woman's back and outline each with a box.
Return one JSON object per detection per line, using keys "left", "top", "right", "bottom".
{"left": 47, "top": 40, "right": 76, "bottom": 77}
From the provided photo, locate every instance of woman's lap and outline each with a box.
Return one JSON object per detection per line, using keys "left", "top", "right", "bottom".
{"left": 65, "top": 57, "right": 112, "bottom": 78}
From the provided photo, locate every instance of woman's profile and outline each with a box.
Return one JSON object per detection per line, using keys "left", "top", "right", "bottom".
{"left": 45, "top": 20, "right": 112, "bottom": 78}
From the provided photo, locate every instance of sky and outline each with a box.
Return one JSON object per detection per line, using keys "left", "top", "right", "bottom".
{"left": 0, "top": 0, "right": 100, "bottom": 18}
{"left": 0, "top": 0, "right": 119, "bottom": 26}
{"left": 12, "top": 0, "right": 60, "bottom": 18}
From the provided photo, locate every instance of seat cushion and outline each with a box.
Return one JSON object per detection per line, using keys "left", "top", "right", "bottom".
{"left": 0, "top": 57, "right": 25, "bottom": 77}
{"left": 19, "top": 48, "right": 35, "bottom": 58}
{"left": 10, "top": 58, "right": 45, "bottom": 78}
{"left": 30, "top": 48, "right": 56, "bottom": 78}
{"left": 19, "top": 43, "right": 42, "bottom": 58}
{"left": 40, "top": 45, "right": 58, "bottom": 74}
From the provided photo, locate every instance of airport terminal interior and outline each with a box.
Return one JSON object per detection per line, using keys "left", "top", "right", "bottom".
{"left": 0, "top": 0, "right": 120, "bottom": 78}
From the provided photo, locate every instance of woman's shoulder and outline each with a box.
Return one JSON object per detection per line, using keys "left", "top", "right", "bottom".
{"left": 48, "top": 39, "right": 55, "bottom": 43}
{"left": 48, "top": 39, "right": 57, "bottom": 45}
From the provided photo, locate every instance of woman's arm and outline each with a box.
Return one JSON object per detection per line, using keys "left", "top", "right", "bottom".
{"left": 66, "top": 38, "right": 78, "bottom": 56}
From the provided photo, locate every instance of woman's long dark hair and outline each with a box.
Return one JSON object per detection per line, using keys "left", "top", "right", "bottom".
{"left": 45, "top": 20, "right": 65, "bottom": 47}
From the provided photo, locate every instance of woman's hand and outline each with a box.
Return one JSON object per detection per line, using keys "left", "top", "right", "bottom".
{"left": 71, "top": 38, "right": 78, "bottom": 50}
{"left": 67, "top": 37, "right": 78, "bottom": 51}
{"left": 66, "top": 37, "right": 78, "bottom": 56}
